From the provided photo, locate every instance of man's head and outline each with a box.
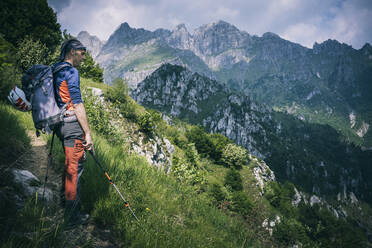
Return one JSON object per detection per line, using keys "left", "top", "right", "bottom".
{"left": 59, "top": 39, "right": 86, "bottom": 67}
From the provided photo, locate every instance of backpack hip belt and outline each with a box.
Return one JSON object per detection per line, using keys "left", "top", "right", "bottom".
{"left": 63, "top": 110, "right": 77, "bottom": 123}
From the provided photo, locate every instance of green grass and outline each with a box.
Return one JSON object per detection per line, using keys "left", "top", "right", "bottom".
{"left": 80, "top": 135, "right": 263, "bottom": 247}
{"left": 80, "top": 77, "right": 109, "bottom": 91}
{"left": 0, "top": 102, "right": 32, "bottom": 166}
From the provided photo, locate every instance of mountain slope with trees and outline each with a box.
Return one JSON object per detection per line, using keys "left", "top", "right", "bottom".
{"left": 132, "top": 64, "right": 372, "bottom": 204}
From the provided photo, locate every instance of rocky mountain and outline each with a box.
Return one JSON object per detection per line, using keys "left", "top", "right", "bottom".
{"left": 95, "top": 22, "right": 212, "bottom": 88}
{"left": 77, "top": 31, "right": 104, "bottom": 58}
{"left": 84, "top": 20, "right": 372, "bottom": 147}
{"left": 132, "top": 63, "right": 372, "bottom": 204}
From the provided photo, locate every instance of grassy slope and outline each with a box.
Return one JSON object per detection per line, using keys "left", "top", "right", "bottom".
{"left": 78, "top": 78, "right": 274, "bottom": 247}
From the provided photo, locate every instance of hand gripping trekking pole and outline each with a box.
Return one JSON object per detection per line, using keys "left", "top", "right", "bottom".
{"left": 88, "top": 149, "right": 139, "bottom": 222}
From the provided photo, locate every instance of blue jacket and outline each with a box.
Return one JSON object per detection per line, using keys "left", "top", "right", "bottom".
{"left": 53, "top": 62, "right": 83, "bottom": 110}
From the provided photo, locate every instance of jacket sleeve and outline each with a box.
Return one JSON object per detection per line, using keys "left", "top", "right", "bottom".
{"left": 66, "top": 67, "right": 83, "bottom": 104}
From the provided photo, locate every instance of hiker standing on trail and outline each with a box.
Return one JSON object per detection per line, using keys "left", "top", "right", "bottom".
{"left": 53, "top": 39, "right": 93, "bottom": 225}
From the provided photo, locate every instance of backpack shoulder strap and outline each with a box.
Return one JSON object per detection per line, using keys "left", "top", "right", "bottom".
{"left": 52, "top": 63, "right": 71, "bottom": 74}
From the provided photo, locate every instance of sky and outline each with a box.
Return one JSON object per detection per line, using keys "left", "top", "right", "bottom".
{"left": 47, "top": 0, "right": 372, "bottom": 49}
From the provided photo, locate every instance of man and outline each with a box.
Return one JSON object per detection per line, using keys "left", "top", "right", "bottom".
{"left": 53, "top": 39, "right": 93, "bottom": 225}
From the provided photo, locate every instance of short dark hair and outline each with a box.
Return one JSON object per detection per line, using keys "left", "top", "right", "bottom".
{"left": 59, "top": 39, "right": 86, "bottom": 61}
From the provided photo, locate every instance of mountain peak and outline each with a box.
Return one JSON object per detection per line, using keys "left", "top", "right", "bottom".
{"left": 313, "top": 39, "right": 353, "bottom": 55}
{"left": 361, "top": 42, "right": 372, "bottom": 55}
{"left": 210, "top": 20, "right": 237, "bottom": 30}
{"left": 215, "top": 20, "right": 232, "bottom": 26}
{"left": 196, "top": 20, "right": 238, "bottom": 33}
{"left": 119, "top": 22, "right": 131, "bottom": 30}
{"left": 77, "top": 30, "right": 90, "bottom": 37}
{"left": 262, "top": 32, "right": 280, "bottom": 39}
{"left": 361, "top": 42, "right": 371, "bottom": 50}
{"left": 175, "top": 23, "right": 188, "bottom": 31}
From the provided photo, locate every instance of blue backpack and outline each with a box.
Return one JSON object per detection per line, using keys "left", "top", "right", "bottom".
{"left": 21, "top": 64, "right": 71, "bottom": 135}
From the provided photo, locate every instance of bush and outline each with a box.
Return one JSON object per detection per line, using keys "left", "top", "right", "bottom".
{"left": 138, "top": 111, "right": 155, "bottom": 136}
{"left": 264, "top": 181, "right": 296, "bottom": 217}
{"left": 106, "top": 78, "right": 129, "bottom": 103}
{"left": 209, "top": 133, "right": 231, "bottom": 163}
{"left": 83, "top": 90, "right": 123, "bottom": 144}
{"left": 273, "top": 218, "right": 309, "bottom": 246}
{"left": 224, "top": 168, "right": 243, "bottom": 191}
{"left": 221, "top": 143, "right": 249, "bottom": 169}
{"left": 186, "top": 126, "right": 215, "bottom": 158}
{"left": 16, "top": 36, "right": 53, "bottom": 72}
{"left": 209, "top": 183, "right": 226, "bottom": 203}
{"left": 172, "top": 152, "right": 205, "bottom": 186}
{"left": 184, "top": 143, "right": 200, "bottom": 167}
{"left": 231, "top": 191, "right": 254, "bottom": 216}
{"left": 106, "top": 78, "right": 137, "bottom": 120}
{"left": 79, "top": 51, "right": 104, "bottom": 83}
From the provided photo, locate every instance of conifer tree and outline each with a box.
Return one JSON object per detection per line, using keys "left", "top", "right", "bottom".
{"left": 0, "top": 0, "right": 61, "bottom": 52}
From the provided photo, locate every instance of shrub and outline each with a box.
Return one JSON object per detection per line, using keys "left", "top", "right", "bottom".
{"left": 106, "top": 78, "right": 129, "bottom": 103}
{"left": 106, "top": 78, "right": 137, "bottom": 120}
{"left": 79, "top": 51, "right": 104, "bottom": 83}
{"left": 184, "top": 143, "right": 200, "bottom": 167}
{"left": 224, "top": 168, "right": 243, "bottom": 191}
{"left": 138, "top": 111, "right": 155, "bottom": 136}
{"left": 16, "top": 36, "right": 53, "bottom": 72}
{"left": 209, "top": 133, "right": 231, "bottom": 163}
{"left": 172, "top": 152, "right": 205, "bottom": 186}
{"left": 186, "top": 126, "right": 215, "bottom": 158}
{"left": 231, "top": 191, "right": 254, "bottom": 216}
{"left": 264, "top": 181, "right": 296, "bottom": 217}
{"left": 209, "top": 183, "right": 226, "bottom": 203}
{"left": 221, "top": 143, "right": 249, "bottom": 169}
{"left": 273, "top": 218, "right": 309, "bottom": 246}
{"left": 83, "top": 90, "right": 123, "bottom": 144}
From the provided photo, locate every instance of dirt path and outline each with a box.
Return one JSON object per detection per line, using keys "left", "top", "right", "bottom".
{"left": 25, "top": 131, "right": 118, "bottom": 248}
{"left": 26, "top": 131, "right": 61, "bottom": 195}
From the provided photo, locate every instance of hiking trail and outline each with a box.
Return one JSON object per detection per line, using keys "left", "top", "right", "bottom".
{"left": 25, "top": 131, "right": 118, "bottom": 248}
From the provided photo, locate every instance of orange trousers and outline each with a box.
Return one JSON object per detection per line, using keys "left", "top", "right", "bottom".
{"left": 62, "top": 139, "right": 85, "bottom": 201}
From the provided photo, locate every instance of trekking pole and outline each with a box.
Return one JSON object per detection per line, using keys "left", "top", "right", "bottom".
{"left": 88, "top": 149, "right": 140, "bottom": 222}
{"left": 42, "top": 131, "right": 55, "bottom": 201}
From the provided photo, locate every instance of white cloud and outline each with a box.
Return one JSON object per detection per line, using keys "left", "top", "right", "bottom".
{"left": 282, "top": 23, "right": 323, "bottom": 48}
{"left": 52, "top": 0, "right": 372, "bottom": 48}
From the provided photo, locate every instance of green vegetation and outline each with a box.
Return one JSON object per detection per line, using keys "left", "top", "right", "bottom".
{"left": 0, "top": 36, "right": 21, "bottom": 100}
{"left": 16, "top": 35, "right": 57, "bottom": 72}
{"left": 79, "top": 51, "right": 104, "bottom": 83}
{"left": 0, "top": 104, "right": 32, "bottom": 165}
{"left": 224, "top": 168, "right": 243, "bottom": 191}
{"left": 221, "top": 143, "right": 249, "bottom": 169}
{"left": 0, "top": 0, "right": 61, "bottom": 52}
